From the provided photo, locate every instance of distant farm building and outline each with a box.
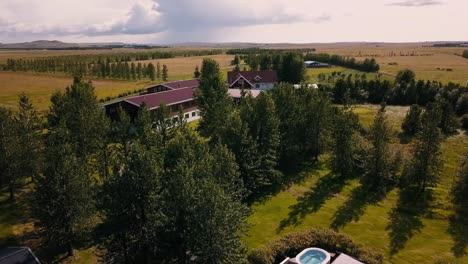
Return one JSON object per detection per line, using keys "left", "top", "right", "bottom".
{"left": 304, "top": 61, "right": 330, "bottom": 68}
{"left": 227, "top": 70, "right": 278, "bottom": 90}
{"left": 104, "top": 79, "right": 200, "bottom": 122}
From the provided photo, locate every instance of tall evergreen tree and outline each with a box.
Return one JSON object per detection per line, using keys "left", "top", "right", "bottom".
{"left": 147, "top": 63, "right": 156, "bottom": 81}
{"left": 33, "top": 123, "right": 94, "bottom": 256}
{"left": 363, "top": 105, "right": 399, "bottom": 196}
{"left": 0, "top": 107, "right": 17, "bottom": 201}
{"left": 331, "top": 105, "right": 360, "bottom": 178}
{"left": 156, "top": 62, "right": 161, "bottom": 80}
{"left": 452, "top": 153, "right": 468, "bottom": 211}
{"left": 193, "top": 65, "right": 201, "bottom": 78}
{"left": 403, "top": 104, "right": 443, "bottom": 193}
{"left": 196, "top": 58, "right": 233, "bottom": 142}
{"left": 162, "top": 64, "right": 168, "bottom": 81}
{"left": 402, "top": 104, "right": 423, "bottom": 136}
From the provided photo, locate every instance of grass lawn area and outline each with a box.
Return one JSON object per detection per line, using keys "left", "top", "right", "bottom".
{"left": 306, "top": 66, "right": 384, "bottom": 84}
{"left": 245, "top": 105, "right": 468, "bottom": 264}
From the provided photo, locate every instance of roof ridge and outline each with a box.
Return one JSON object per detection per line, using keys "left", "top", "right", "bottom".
{"left": 0, "top": 247, "right": 28, "bottom": 261}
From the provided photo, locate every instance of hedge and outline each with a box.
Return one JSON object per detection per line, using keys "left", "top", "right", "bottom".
{"left": 248, "top": 228, "right": 383, "bottom": 264}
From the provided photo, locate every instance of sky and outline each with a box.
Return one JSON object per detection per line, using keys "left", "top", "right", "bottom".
{"left": 0, "top": 0, "right": 466, "bottom": 44}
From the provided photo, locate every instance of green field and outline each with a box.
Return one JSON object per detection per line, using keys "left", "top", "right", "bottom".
{"left": 245, "top": 105, "right": 468, "bottom": 264}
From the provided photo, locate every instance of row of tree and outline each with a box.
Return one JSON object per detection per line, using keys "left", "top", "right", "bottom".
{"left": 324, "top": 69, "right": 468, "bottom": 121}
{"left": 463, "top": 50, "right": 468, "bottom": 59}
{"left": 226, "top": 47, "right": 316, "bottom": 55}
{"left": 304, "top": 53, "right": 380, "bottom": 72}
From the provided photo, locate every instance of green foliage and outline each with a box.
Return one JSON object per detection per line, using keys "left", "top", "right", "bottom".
{"left": 0, "top": 108, "right": 17, "bottom": 201}
{"left": 452, "top": 153, "right": 468, "bottom": 210}
{"left": 402, "top": 104, "right": 443, "bottom": 193}
{"left": 162, "top": 64, "right": 168, "bottom": 81}
{"left": 437, "top": 99, "right": 458, "bottom": 135}
{"left": 100, "top": 142, "right": 162, "bottom": 263}
{"left": 197, "top": 58, "right": 233, "bottom": 142}
{"left": 402, "top": 104, "right": 423, "bottom": 136}
{"left": 159, "top": 129, "right": 249, "bottom": 263}
{"left": 304, "top": 53, "right": 380, "bottom": 72}
{"left": 193, "top": 65, "right": 201, "bottom": 78}
{"left": 363, "top": 105, "right": 400, "bottom": 196}
{"left": 248, "top": 228, "right": 383, "bottom": 264}
{"left": 331, "top": 105, "right": 360, "bottom": 178}
{"left": 33, "top": 123, "right": 94, "bottom": 256}
{"left": 279, "top": 52, "right": 306, "bottom": 84}
{"left": 463, "top": 50, "right": 468, "bottom": 59}
{"left": 147, "top": 63, "right": 155, "bottom": 81}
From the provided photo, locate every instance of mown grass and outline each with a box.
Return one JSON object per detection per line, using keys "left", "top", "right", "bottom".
{"left": 245, "top": 105, "right": 468, "bottom": 264}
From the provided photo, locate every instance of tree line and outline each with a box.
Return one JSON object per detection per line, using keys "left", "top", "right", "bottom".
{"left": 1, "top": 58, "right": 467, "bottom": 263}
{"left": 463, "top": 50, "right": 468, "bottom": 59}
{"left": 226, "top": 47, "right": 316, "bottom": 55}
{"left": 304, "top": 53, "right": 380, "bottom": 72}
{"left": 0, "top": 49, "right": 220, "bottom": 79}
{"left": 324, "top": 69, "right": 468, "bottom": 126}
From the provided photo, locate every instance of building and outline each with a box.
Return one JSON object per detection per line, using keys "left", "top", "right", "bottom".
{"left": 0, "top": 247, "right": 41, "bottom": 264}
{"left": 227, "top": 70, "right": 278, "bottom": 90}
{"left": 145, "top": 79, "right": 199, "bottom": 93}
{"left": 304, "top": 61, "right": 330, "bottom": 68}
{"left": 228, "top": 89, "right": 262, "bottom": 104}
{"left": 104, "top": 86, "right": 200, "bottom": 122}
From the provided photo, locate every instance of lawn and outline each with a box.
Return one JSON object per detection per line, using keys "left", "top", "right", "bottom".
{"left": 244, "top": 105, "right": 468, "bottom": 264}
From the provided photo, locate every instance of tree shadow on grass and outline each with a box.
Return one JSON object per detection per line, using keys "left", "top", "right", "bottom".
{"left": 277, "top": 172, "right": 350, "bottom": 232}
{"left": 386, "top": 189, "right": 432, "bottom": 255}
{"left": 448, "top": 208, "right": 468, "bottom": 257}
{"left": 329, "top": 184, "right": 384, "bottom": 230}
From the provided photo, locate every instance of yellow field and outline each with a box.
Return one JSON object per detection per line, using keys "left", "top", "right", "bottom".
{"left": 0, "top": 72, "right": 151, "bottom": 110}
{"left": 314, "top": 44, "right": 468, "bottom": 84}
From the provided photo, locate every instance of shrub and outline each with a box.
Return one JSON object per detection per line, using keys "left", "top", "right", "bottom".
{"left": 248, "top": 228, "right": 383, "bottom": 264}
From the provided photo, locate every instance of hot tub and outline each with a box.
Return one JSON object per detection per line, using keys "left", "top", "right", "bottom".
{"left": 295, "top": 248, "right": 331, "bottom": 264}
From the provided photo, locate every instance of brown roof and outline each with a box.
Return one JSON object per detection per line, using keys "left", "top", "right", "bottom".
{"left": 227, "top": 70, "right": 278, "bottom": 86}
{"left": 160, "top": 79, "right": 200, "bottom": 90}
{"left": 125, "top": 87, "right": 195, "bottom": 110}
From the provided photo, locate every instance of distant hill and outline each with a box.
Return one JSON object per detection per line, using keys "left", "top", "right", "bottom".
{"left": 0, "top": 40, "right": 162, "bottom": 50}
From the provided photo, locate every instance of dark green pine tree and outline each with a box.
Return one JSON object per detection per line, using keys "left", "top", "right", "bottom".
{"left": 193, "top": 65, "right": 201, "bottom": 78}
{"left": 100, "top": 142, "right": 162, "bottom": 264}
{"left": 0, "top": 107, "right": 18, "bottom": 201}
{"left": 437, "top": 99, "right": 458, "bottom": 135}
{"left": 280, "top": 52, "right": 306, "bottom": 84}
{"left": 331, "top": 105, "right": 360, "bottom": 178}
{"left": 162, "top": 64, "right": 168, "bottom": 81}
{"left": 14, "top": 94, "right": 42, "bottom": 184}
{"left": 147, "top": 63, "right": 156, "bottom": 81}
{"left": 156, "top": 62, "right": 161, "bottom": 80}
{"left": 130, "top": 62, "right": 136, "bottom": 80}
{"left": 196, "top": 58, "right": 233, "bottom": 142}
{"left": 160, "top": 129, "right": 249, "bottom": 263}
{"left": 402, "top": 104, "right": 423, "bottom": 136}
{"left": 452, "top": 153, "right": 468, "bottom": 211}
{"left": 136, "top": 62, "right": 142, "bottom": 80}
{"left": 249, "top": 92, "right": 282, "bottom": 185}
{"left": 363, "top": 105, "right": 399, "bottom": 196}
{"left": 33, "top": 123, "right": 94, "bottom": 257}
{"left": 403, "top": 104, "right": 443, "bottom": 193}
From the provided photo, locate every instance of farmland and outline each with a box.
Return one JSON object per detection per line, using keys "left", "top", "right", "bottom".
{"left": 0, "top": 54, "right": 235, "bottom": 110}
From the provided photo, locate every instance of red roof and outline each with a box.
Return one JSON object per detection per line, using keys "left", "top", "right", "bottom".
{"left": 227, "top": 70, "right": 278, "bottom": 86}
{"left": 125, "top": 87, "right": 195, "bottom": 110}
{"left": 161, "top": 79, "right": 200, "bottom": 90}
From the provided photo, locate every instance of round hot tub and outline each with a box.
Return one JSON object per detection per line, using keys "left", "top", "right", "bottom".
{"left": 295, "top": 248, "right": 331, "bottom": 264}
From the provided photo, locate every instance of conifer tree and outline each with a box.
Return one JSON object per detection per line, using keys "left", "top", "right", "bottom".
{"left": 0, "top": 107, "right": 17, "bottom": 201}
{"left": 147, "top": 63, "right": 156, "bottom": 81}
{"left": 34, "top": 123, "right": 94, "bottom": 256}
{"left": 402, "top": 104, "right": 423, "bottom": 136}
{"left": 156, "top": 62, "right": 161, "bottom": 80}
{"left": 403, "top": 104, "right": 443, "bottom": 193}
{"left": 193, "top": 65, "right": 201, "bottom": 78}
{"left": 452, "top": 153, "right": 468, "bottom": 211}
{"left": 196, "top": 58, "right": 233, "bottom": 142}
{"left": 162, "top": 64, "right": 168, "bottom": 81}
{"left": 136, "top": 62, "right": 142, "bottom": 80}
{"left": 130, "top": 62, "right": 136, "bottom": 80}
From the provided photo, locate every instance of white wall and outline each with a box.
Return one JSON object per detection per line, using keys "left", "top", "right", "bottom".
{"left": 172, "top": 108, "right": 201, "bottom": 123}
{"left": 252, "top": 83, "right": 274, "bottom": 90}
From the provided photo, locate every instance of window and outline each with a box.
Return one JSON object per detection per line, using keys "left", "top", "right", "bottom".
{"left": 192, "top": 112, "right": 196, "bottom": 117}
{"left": 238, "top": 79, "right": 244, "bottom": 85}
{"left": 185, "top": 113, "right": 189, "bottom": 119}
{"left": 256, "top": 84, "right": 260, "bottom": 89}
{"left": 197, "top": 111, "right": 201, "bottom": 116}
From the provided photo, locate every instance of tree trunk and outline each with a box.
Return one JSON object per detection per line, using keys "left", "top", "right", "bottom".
{"left": 67, "top": 242, "right": 74, "bottom": 257}
{"left": 9, "top": 185, "right": 15, "bottom": 202}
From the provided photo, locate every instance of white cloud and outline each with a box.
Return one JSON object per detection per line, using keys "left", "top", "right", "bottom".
{"left": 388, "top": 0, "right": 444, "bottom": 6}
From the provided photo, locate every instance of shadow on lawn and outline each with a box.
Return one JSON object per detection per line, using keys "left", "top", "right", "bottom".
{"left": 386, "top": 189, "right": 432, "bottom": 255}
{"left": 329, "top": 184, "right": 384, "bottom": 230}
{"left": 277, "top": 172, "right": 350, "bottom": 232}
{"left": 448, "top": 208, "right": 468, "bottom": 257}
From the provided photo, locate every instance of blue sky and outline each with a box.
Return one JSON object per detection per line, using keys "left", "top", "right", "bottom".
{"left": 0, "top": 0, "right": 466, "bottom": 43}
